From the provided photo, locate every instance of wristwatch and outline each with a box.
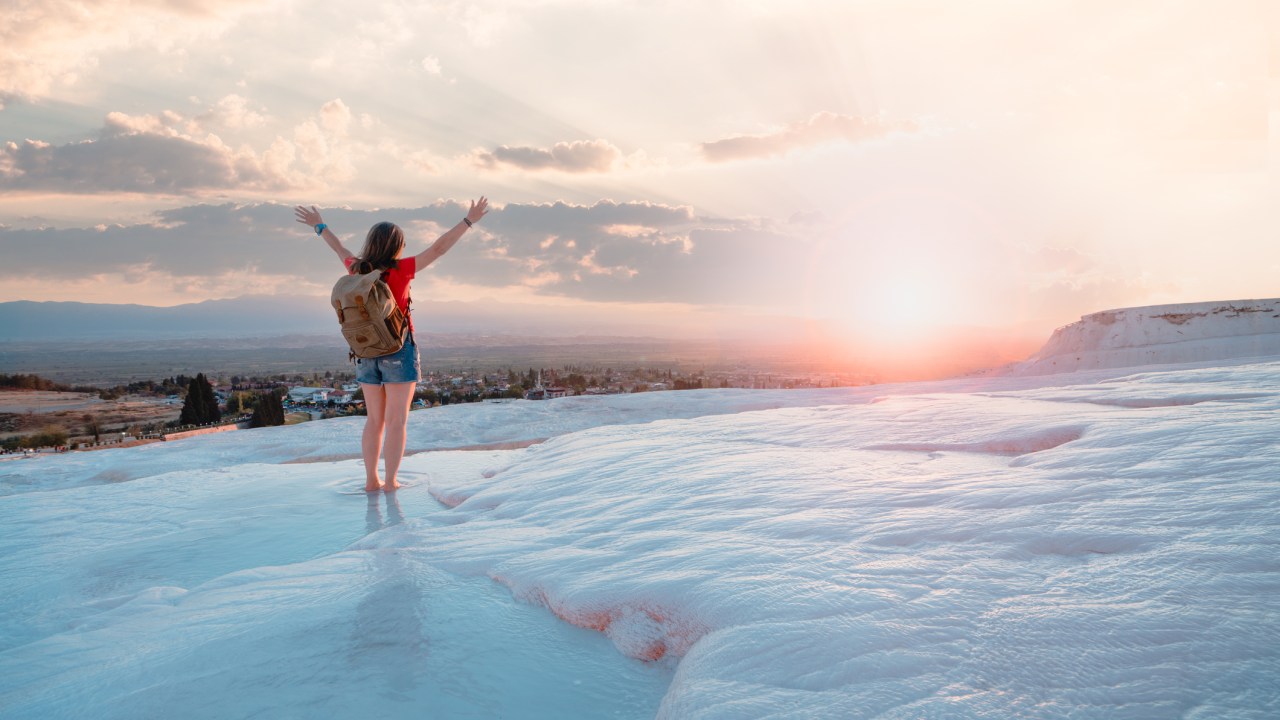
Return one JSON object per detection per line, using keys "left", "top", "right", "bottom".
{"left": 314, "top": 223, "right": 327, "bottom": 235}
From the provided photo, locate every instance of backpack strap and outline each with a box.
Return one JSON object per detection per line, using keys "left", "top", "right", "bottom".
{"left": 382, "top": 266, "right": 411, "bottom": 319}
{"left": 354, "top": 295, "right": 370, "bottom": 321}
{"left": 332, "top": 299, "right": 345, "bottom": 324}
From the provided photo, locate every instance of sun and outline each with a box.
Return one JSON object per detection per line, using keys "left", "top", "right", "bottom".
{"left": 823, "top": 267, "right": 954, "bottom": 351}
{"left": 868, "top": 273, "right": 946, "bottom": 331}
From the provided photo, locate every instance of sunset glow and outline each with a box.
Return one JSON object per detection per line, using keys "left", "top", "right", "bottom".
{"left": 1, "top": 0, "right": 1275, "bottom": 369}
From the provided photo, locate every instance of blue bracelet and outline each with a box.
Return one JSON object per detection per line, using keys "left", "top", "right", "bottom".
{"left": 314, "top": 223, "right": 327, "bottom": 235}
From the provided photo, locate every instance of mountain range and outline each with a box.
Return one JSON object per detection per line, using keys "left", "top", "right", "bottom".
{"left": 0, "top": 295, "right": 708, "bottom": 341}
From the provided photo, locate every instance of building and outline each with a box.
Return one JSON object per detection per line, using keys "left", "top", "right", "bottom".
{"left": 287, "top": 387, "right": 330, "bottom": 404}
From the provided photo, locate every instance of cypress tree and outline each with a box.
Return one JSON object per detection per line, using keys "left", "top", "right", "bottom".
{"left": 179, "top": 377, "right": 206, "bottom": 425}
{"left": 198, "top": 373, "right": 221, "bottom": 423}
{"left": 250, "top": 390, "right": 285, "bottom": 428}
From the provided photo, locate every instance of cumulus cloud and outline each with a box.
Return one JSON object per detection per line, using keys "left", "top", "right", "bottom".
{"left": 0, "top": 134, "right": 279, "bottom": 193}
{"left": 0, "top": 97, "right": 362, "bottom": 194}
{"left": 197, "top": 94, "right": 268, "bottom": 130}
{"left": 287, "top": 99, "right": 359, "bottom": 182}
{"left": 97, "top": 95, "right": 267, "bottom": 138}
{"left": 700, "top": 112, "right": 917, "bottom": 162}
{"left": 473, "top": 139, "right": 624, "bottom": 173}
{"left": 0, "top": 199, "right": 810, "bottom": 307}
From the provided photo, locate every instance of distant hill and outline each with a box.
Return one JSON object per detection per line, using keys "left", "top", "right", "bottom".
{"left": 0, "top": 297, "right": 334, "bottom": 341}
{"left": 1001, "top": 299, "right": 1280, "bottom": 375}
{"left": 0, "top": 296, "right": 704, "bottom": 341}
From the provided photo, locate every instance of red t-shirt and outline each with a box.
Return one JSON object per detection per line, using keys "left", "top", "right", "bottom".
{"left": 344, "top": 256, "right": 416, "bottom": 332}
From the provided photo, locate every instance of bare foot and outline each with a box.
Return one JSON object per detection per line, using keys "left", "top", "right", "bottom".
{"left": 365, "top": 480, "right": 383, "bottom": 492}
{"left": 384, "top": 480, "right": 402, "bottom": 492}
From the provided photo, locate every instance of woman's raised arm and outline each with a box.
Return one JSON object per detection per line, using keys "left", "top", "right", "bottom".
{"left": 295, "top": 205, "right": 354, "bottom": 264}
{"left": 414, "top": 196, "right": 489, "bottom": 269}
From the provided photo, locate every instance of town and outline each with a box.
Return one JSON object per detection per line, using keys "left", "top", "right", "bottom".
{"left": 275, "top": 363, "right": 869, "bottom": 410}
{"left": 0, "top": 364, "right": 872, "bottom": 453}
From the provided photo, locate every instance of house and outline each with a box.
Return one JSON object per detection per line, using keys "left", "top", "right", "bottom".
{"left": 287, "top": 387, "right": 330, "bottom": 404}
{"left": 328, "top": 390, "right": 353, "bottom": 405}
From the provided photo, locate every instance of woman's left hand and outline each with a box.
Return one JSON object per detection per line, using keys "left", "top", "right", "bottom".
{"left": 295, "top": 205, "right": 324, "bottom": 227}
{"left": 466, "top": 196, "right": 489, "bottom": 225}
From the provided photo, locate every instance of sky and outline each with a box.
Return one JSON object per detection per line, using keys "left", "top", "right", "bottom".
{"left": 1, "top": 0, "right": 1277, "bottom": 359}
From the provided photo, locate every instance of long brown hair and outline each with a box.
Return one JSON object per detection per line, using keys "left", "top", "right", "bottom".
{"left": 354, "top": 221, "right": 405, "bottom": 275}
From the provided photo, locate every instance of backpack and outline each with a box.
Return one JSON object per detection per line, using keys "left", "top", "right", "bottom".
{"left": 331, "top": 268, "right": 409, "bottom": 360}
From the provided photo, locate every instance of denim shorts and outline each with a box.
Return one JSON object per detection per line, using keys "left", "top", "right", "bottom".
{"left": 355, "top": 334, "right": 421, "bottom": 384}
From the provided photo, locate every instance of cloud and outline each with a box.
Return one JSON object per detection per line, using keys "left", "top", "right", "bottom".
{"left": 0, "top": 134, "right": 279, "bottom": 194}
{"left": 0, "top": 196, "right": 1176, "bottom": 331}
{"left": 1029, "top": 274, "right": 1178, "bottom": 324}
{"left": 288, "top": 99, "right": 359, "bottom": 182}
{"left": 1027, "top": 245, "right": 1097, "bottom": 275}
{"left": 382, "top": 200, "right": 806, "bottom": 305}
{"left": 0, "top": 98, "right": 363, "bottom": 194}
{"left": 197, "top": 94, "right": 268, "bottom": 130}
{"left": 422, "top": 56, "right": 442, "bottom": 75}
{"left": 100, "top": 94, "right": 268, "bottom": 137}
{"left": 473, "top": 139, "right": 623, "bottom": 173}
{"left": 0, "top": 199, "right": 811, "bottom": 308}
{"left": 1, "top": 0, "right": 272, "bottom": 97}
{"left": 700, "top": 112, "right": 917, "bottom": 162}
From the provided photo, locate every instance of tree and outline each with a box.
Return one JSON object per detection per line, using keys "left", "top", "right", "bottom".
{"left": 228, "top": 391, "right": 254, "bottom": 414}
{"left": 178, "top": 373, "right": 222, "bottom": 425}
{"left": 250, "top": 390, "right": 286, "bottom": 428}
{"left": 82, "top": 413, "right": 101, "bottom": 443}
{"left": 178, "top": 376, "right": 207, "bottom": 425}
{"left": 22, "top": 425, "right": 69, "bottom": 449}
{"left": 0, "top": 373, "right": 69, "bottom": 391}
{"left": 199, "top": 374, "right": 221, "bottom": 423}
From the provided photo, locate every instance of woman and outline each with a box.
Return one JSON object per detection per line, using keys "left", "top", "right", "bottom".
{"left": 294, "top": 198, "right": 489, "bottom": 492}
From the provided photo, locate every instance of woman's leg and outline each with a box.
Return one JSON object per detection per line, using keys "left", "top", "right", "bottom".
{"left": 381, "top": 381, "right": 416, "bottom": 490}
{"left": 361, "top": 383, "right": 387, "bottom": 491}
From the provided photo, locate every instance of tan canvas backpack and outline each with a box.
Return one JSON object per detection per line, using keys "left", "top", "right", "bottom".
{"left": 331, "top": 269, "right": 408, "bottom": 359}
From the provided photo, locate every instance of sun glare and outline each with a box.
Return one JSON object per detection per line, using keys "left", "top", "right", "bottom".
{"left": 824, "top": 267, "right": 954, "bottom": 351}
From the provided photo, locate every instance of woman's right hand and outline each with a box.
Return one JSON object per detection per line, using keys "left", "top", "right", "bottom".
{"left": 294, "top": 205, "right": 324, "bottom": 227}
